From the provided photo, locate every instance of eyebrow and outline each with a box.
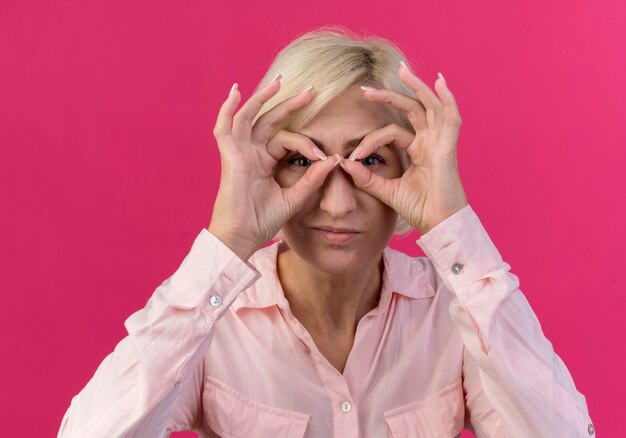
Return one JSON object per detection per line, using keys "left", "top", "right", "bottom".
{"left": 303, "top": 135, "right": 366, "bottom": 152}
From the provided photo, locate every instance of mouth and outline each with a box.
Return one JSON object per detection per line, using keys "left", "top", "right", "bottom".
{"left": 313, "top": 228, "right": 360, "bottom": 244}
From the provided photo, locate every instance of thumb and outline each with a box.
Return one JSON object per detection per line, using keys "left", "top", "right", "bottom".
{"left": 339, "top": 158, "right": 395, "bottom": 206}
{"left": 282, "top": 154, "right": 342, "bottom": 214}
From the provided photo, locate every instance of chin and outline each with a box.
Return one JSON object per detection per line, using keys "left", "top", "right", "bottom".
{"left": 298, "top": 239, "right": 383, "bottom": 274}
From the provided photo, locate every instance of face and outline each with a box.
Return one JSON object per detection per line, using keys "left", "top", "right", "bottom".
{"left": 273, "top": 84, "right": 406, "bottom": 275}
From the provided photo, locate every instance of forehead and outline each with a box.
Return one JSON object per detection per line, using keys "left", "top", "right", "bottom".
{"left": 298, "top": 85, "right": 401, "bottom": 148}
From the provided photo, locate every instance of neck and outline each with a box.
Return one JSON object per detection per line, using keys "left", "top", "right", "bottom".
{"left": 276, "top": 249, "right": 383, "bottom": 335}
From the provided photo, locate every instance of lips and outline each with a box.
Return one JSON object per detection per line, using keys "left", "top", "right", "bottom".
{"left": 314, "top": 227, "right": 360, "bottom": 244}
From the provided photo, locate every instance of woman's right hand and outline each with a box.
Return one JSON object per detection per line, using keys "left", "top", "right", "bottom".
{"left": 208, "top": 76, "right": 342, "bottom": 261}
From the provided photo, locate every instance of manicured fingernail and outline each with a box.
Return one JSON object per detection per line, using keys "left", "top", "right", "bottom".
{"left": 300, "top": 85, "right": 314, "bottom": 94}
{"left": 400, "top": 60, "right": 411, "bottom": 71}
{"left": 349, "top": 146, "right": 362, "bottom": 161}
{"left": 333, "top": 154, "right": 342, "bottom": 168}
{"left": 230, "top": 83, "right": 238, "bottom": 95}
{"left": 437, "top": 72, "right": 447, "bottom": 87}
{"left": 339, "top": 159, "right": 349, "bottom": 172}
{"left": 270, "top": 73, "right": 282, "bottom": 83}
{"left": 360, "top": 85, "right": 378, "bottom": 92}
{"left": 312, "top": 146, "right": 327, "bottom": 160}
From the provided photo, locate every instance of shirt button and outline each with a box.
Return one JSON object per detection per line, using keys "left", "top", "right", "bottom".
{"left": 341, "top": 401, "right": 352, "bottom": 413}
{"left": 587, "top": 423, "right": 595, "bottom": 435}
{"left": 209, "top": 294, "right": 223, "bottom": 307}
{"left": 451, "top": 263, "right": 464, "bottom": 275}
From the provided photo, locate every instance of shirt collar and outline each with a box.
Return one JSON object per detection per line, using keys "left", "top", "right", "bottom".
{"left": 230, "top": 239, "right": 435, "bottom": 312}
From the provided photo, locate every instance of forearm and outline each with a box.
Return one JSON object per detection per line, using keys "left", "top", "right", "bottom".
{"left": 417, "top": 205, "right": 593, "bottom": 437}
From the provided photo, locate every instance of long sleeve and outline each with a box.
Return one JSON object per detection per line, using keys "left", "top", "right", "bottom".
{"left": 416, "top": 205, "right": 594, "bottom": 438}
{"left": 58, "top": 228, "right": 261, "bottom": 438}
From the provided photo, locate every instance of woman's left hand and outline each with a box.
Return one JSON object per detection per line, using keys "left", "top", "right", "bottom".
{"left": 339, "top": 63, "right": 469, "bottom": 234}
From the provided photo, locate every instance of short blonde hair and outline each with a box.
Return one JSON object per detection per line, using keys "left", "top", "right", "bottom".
{"left": 253, "top": 26, "right": 417, "bottom": 237}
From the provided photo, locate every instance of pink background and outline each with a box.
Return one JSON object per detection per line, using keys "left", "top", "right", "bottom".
{"left": 1, "top": 1, "right": 623, "bottom": 436}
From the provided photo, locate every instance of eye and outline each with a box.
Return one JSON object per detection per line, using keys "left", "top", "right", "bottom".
{"left": 360, "top": 153, "right": 385, "bottom": 167}
{"left": 286, "top": 154, "right": 312, "bottom": 169}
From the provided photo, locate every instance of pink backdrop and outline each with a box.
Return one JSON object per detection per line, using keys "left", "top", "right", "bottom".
{"left": 1, "top": 1, "right": 623, "bottom": 436}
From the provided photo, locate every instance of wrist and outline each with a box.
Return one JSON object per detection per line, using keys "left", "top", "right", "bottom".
{"left": 420, "top": 202, "right": 469, "bottom": 235}
{"left": 206, "top": 226, "right": 258, "bottom": 262}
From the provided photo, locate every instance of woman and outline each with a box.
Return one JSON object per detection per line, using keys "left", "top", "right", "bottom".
{"left": 59, "top": 28, "right": 593, "bottom": 437}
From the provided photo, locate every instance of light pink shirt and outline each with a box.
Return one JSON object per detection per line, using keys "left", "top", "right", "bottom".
{"left": 58, "top": 205, "right": 594, "bottom": 437}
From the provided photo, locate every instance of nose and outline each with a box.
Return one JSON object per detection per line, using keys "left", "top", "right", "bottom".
{"left": 318, "top": 160, "right": 358, "bottom": 218}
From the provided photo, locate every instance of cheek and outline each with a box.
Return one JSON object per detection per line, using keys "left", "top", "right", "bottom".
{"left": 282, "top": 194, "right": 319, "bottom": 229}
{"left": 361, "top": 195, "right": 398, "bottom": 223}
{"left": 280, "top": 212, "right": 313, "bottom": 244}
{"left": 374, "top": 160, "right": 405, "bottom": 180}
{"left": 386, "top": 147, "right": 409, "bottom": 177}
{"left": 378, "top": 166, "right": 403, "bottom": 180}
{"left": 273, "top": 166, "right": 306, "bottom": 187}
{"left": 398, "top": 156, "right": 410, "bottom": 174}
{"left": 382, "top": 203, "right": 399, "bottom": 223}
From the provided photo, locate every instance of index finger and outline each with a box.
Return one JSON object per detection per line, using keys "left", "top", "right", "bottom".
{"left": 360, "top": 86, "right": 429, "bottom": 131}
{"left": 251, "top": 86, "right": 315, "bottom": 146}
{"left": 398, "top": 63, "right": 442, "bottom": 112}
{"left": 266, "top": 130, "right": 328, "bottom": 163}
{"left": 231, "top": 74, "right": 283, "bottom": 141}
{"left": 349, "top": 123, "right": 414, "bottom": 164}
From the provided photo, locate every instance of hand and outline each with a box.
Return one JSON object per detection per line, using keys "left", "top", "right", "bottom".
{"left": 338, "top": 65, "right": 468, "bottom": 234}
{"left": 208, "top": 77, "right": 342, "bottom": 261}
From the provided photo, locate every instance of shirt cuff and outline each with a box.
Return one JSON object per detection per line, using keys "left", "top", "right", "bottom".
{"left": 416, "top": 205, "right": 503, "bottom": 290}
{"left": 164, "top": 228, "right": 261, "bottom": 310}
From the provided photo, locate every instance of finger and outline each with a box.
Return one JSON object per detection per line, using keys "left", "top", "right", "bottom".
{"left": 251, "top": 86, "right": 315, "bottom": 145}
{"left": 398, "top": 63, "right": 443, "bottom": 116}
{"left": 434, "top": 74, "right": 463, "bottom": 152}
{"left": 338, "top": 157, "right": 397, "bottom": 207}
{"left": 282, "top": 154, "right": 342, "bottom": 215}
{"left": 360, "top": 87, "right": 428, "bottom": 131}
{"left": 348, "top": 123, "right": 414, "bottom": 163}
{"left": 231, "top": 74, "right": 282, "bottom": 141}
{"left": 213, "top": 83, "right": 242, "bottom": 141}
{"left": 266, "top": 130, "right": 328, "bottom": 163}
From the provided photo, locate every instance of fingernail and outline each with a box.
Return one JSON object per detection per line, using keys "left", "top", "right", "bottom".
{"left": 339, "top": 159, "right": 348, "bottom": 172}
{"left": 230, "top": 83, "right": 238, "bottom": 95}
{"left": 400, "top": 60, "right": 411, "bottom": 71}
{"left": 300, "top": 85, "right": 314, "bottom": 94}
{"left": 270, "top": 73, "right": 282, "bottom": 83}
{"left": 360, "top": 85, "right": 378, "bottom": 92}
{"left": 437, "top": 72, "right": 447, "bottom": 87}
{"left": 312, "top": 146, "right": 327, "bottom": 160}
{"left": 333, "top": 154, "right": 342, "bottom": 168}
{"left": 349, "top": 146, "right": 362, "bottom": 161}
